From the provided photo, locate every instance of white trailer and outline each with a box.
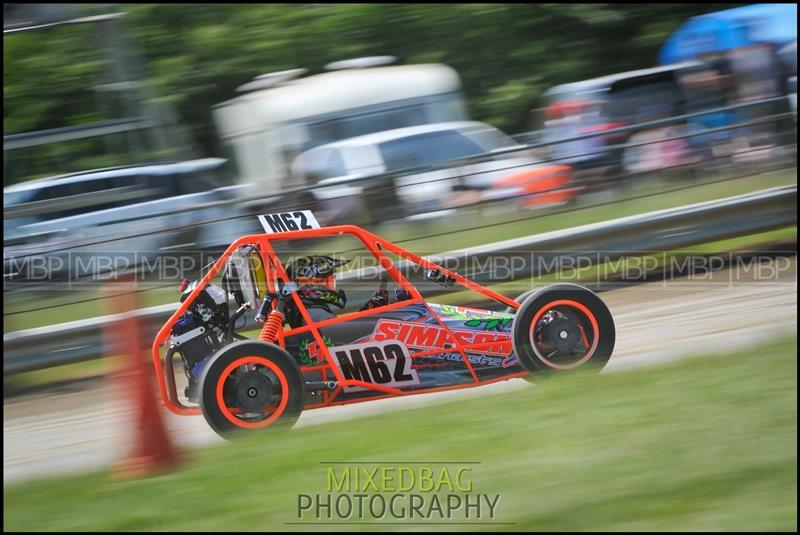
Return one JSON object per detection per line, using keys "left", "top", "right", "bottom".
{"left": 212, "top": 58, "right": 467, "bottom": 198}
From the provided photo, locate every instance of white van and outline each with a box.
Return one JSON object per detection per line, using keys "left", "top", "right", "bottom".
{"left": 212, "top": 58, "right": 468, "bottom": 200}
{"left": 289, "top": 121, "right": 545, "bottom": 222}
{"left": 3, "top": 159, "right": 243, "bottom": 282}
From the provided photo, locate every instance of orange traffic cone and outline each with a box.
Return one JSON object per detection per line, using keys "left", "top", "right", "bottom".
{"left": 104, "top": 273, "right": 180, "bottom": 478}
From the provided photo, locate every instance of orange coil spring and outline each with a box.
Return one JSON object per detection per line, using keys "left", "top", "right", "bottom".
{"left": 259, "top": 310, "right": 285, "bottom": 343}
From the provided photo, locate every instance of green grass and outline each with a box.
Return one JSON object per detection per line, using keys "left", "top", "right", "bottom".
{"left": 2, "top": 285, "right": 178, "bottom": 334}
{"left": 675, "top": 227, "right": 797, "bottom": 253}
{"left": 4, "top": 336, "right": 797, "bottom": 531}
{"left": 3, "top": 358, "right": 112, "bottom": 392}
{"left": 4, "top": 168, "right": 796, "bottom": 333}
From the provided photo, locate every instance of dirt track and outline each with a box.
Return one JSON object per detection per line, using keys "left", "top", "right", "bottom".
{"left": 4, "top": 258, "right": 796, "bottom": 484}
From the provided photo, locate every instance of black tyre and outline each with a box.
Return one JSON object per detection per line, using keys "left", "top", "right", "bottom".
{"left": 512, "top": 284, "right": 615, "bottom": 377}
{"left": 199, "top": 340, "right": 304, "bottom": 439}
{"left": 504, "top": 289, "right": 538, "bottom": 314}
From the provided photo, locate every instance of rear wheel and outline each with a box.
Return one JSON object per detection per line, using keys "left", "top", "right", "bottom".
{"left": 512, "top": 284, "right": 615, "bottom": 378}
{"left": 505, "top": 289, "right": 537, "bottom": 314}
{"left": 199, "top": 341, "right": 304, "bottom": 439}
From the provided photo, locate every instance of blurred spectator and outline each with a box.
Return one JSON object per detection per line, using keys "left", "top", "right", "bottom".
{"left": 728, "top": 43, "right": 783, "bottom": 102}
{"left": 539, "top": 63, "right": 699, "bottom": 189}
{"left": 622, "top": 125, "right": 688, "bottom": 176}
{"left": 542, "top": 101, "right": 605, "bottom": 165}
{"left": 679, "top": 58, "right": 739, "bottom": 164}
{"left": 727, "top": 43, "right": 787, "bottom": 150}
{"left": 541, "top": 100, "right": 620, "bottom": 189}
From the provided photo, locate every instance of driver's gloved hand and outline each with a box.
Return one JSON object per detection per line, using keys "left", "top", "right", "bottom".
{"left": 360, "top": 289, "right": 390, "bottom": 311}
{"left": 394, "top": 288, "right": 411, "bottom": 302}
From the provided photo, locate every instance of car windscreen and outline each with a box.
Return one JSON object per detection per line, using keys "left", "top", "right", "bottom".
{"left": 462, "top": 125, "right": 520, "bottom": 152}
{"left": 378, "top": 130, "right": 488, "bottom": 172}
{"left": 3, "top": 189, "right": 33, "bottom": 207}
{"left": 297, "top": 93, "right": 467, "bottom": 152}
{"left": 3, "top": 186, "right": 54, "bottom": 238}
{"left": 607, "top": 76, "right": 685, "bottom": 123}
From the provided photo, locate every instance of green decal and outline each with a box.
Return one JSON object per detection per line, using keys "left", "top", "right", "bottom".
{"left": 298, "top": 335, "right": 333, "bottom": 366}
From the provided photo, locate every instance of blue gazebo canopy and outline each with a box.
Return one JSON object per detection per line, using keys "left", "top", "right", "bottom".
{"left": 659, "top": 4, "right": 797, "bottom": 64}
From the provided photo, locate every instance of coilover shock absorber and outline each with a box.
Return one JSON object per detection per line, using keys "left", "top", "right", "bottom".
{"left": 259, "top": 309, "right": 285, "bottom": 343}
{"left": 256, "top": 282, "right": 297, "bottom": 344}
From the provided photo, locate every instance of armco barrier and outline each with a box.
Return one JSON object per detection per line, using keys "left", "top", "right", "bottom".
{"left": 3, "top": 185, "right": 796, "bottom": 374}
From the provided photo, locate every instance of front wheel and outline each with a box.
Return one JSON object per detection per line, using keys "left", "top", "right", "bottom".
{"left": 512, "top": 284, "right": 615, "bottom": 377}
{"left": 199, "top": 341, "right": 304, "bottom": 439}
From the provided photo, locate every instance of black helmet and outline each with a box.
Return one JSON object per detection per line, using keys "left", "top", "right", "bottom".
{"left": 284, "top": 255, "right": 351, "bottom": 312}
{"left": 285, "top": 255, "right": 351, "bottom": 284}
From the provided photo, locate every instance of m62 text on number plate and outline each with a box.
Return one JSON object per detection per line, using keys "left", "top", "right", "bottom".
{"left": 258, "top": 211, "right": 320, "bottom": 233}
{"left": 330, "top": 341, "right": 421, "bottom": 393}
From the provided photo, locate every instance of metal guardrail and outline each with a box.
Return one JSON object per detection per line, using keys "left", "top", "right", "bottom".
{"left": 3, "top": 184, "right": 796, "bottom": 374}
{"left": 3, "top": 117, "right": 156, "bottom": 150}
{"left": 5, "top": 95, "right": 794, "bottom": 249}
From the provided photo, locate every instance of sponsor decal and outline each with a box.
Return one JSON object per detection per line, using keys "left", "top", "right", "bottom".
{"left": 500, "top": 353, "right": 519, "bottom": 368}
{"left": 299, "top": 335, "right": 333, "bottom": 366}
{"left": 422, "top": 352, "right": 504, "bottom": 367}
{"left": 330, "top": 341, "right": 421, "bottom": 392}
{"left": 438, "top": 305, "right": 513, "bottom": 331}
{"left": 370, "top": 319, "right": 511, "bottom": 356}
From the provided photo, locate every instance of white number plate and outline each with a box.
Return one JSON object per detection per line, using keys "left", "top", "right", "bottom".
{"left": 331, "top": 341, "right": 421, "bottom": 392}
{"left": 257, "top": 211, "right": 320, "bottom": 233}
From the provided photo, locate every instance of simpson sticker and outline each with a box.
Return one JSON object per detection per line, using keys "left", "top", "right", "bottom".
{"left": 370, "top": 319, "right": 511, "bottom": 356}
{"left": 330, "top": 341, "right": 420, "bottom": 392}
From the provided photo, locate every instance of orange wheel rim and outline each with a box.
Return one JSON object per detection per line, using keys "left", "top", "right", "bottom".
{"left": 216, "top": 356, "right": 290, "bottom": 429}
{"left": 529, "top": 299, "right": 600, "bottom": 370}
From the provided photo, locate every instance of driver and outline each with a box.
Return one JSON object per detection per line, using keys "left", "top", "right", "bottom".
{"left": 255, "top": 255, "right": 409, "bottom": 328}
{"left": 281, "top": 255, "right": 351, "bottom": 327}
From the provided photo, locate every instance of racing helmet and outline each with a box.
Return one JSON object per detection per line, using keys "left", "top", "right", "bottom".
{"left": 284, "top": 255, "right": 351, "bottom": 310}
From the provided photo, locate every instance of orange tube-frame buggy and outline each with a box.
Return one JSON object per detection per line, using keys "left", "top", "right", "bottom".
{"left": 151, "top": 224, "right": 615, "bottom": 435}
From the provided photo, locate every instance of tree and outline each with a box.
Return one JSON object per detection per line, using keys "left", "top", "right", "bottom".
{"left": 3, "top": 3, "right": 741, "bottom": 185}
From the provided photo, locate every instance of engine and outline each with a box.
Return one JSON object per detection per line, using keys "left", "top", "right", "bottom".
{"left": 170, "top": 280, "right": 232, "bottom": 401}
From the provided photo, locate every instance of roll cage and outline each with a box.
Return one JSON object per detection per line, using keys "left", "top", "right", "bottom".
{"left": 151, "top": 224, "right": 526, "bottom": 416}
